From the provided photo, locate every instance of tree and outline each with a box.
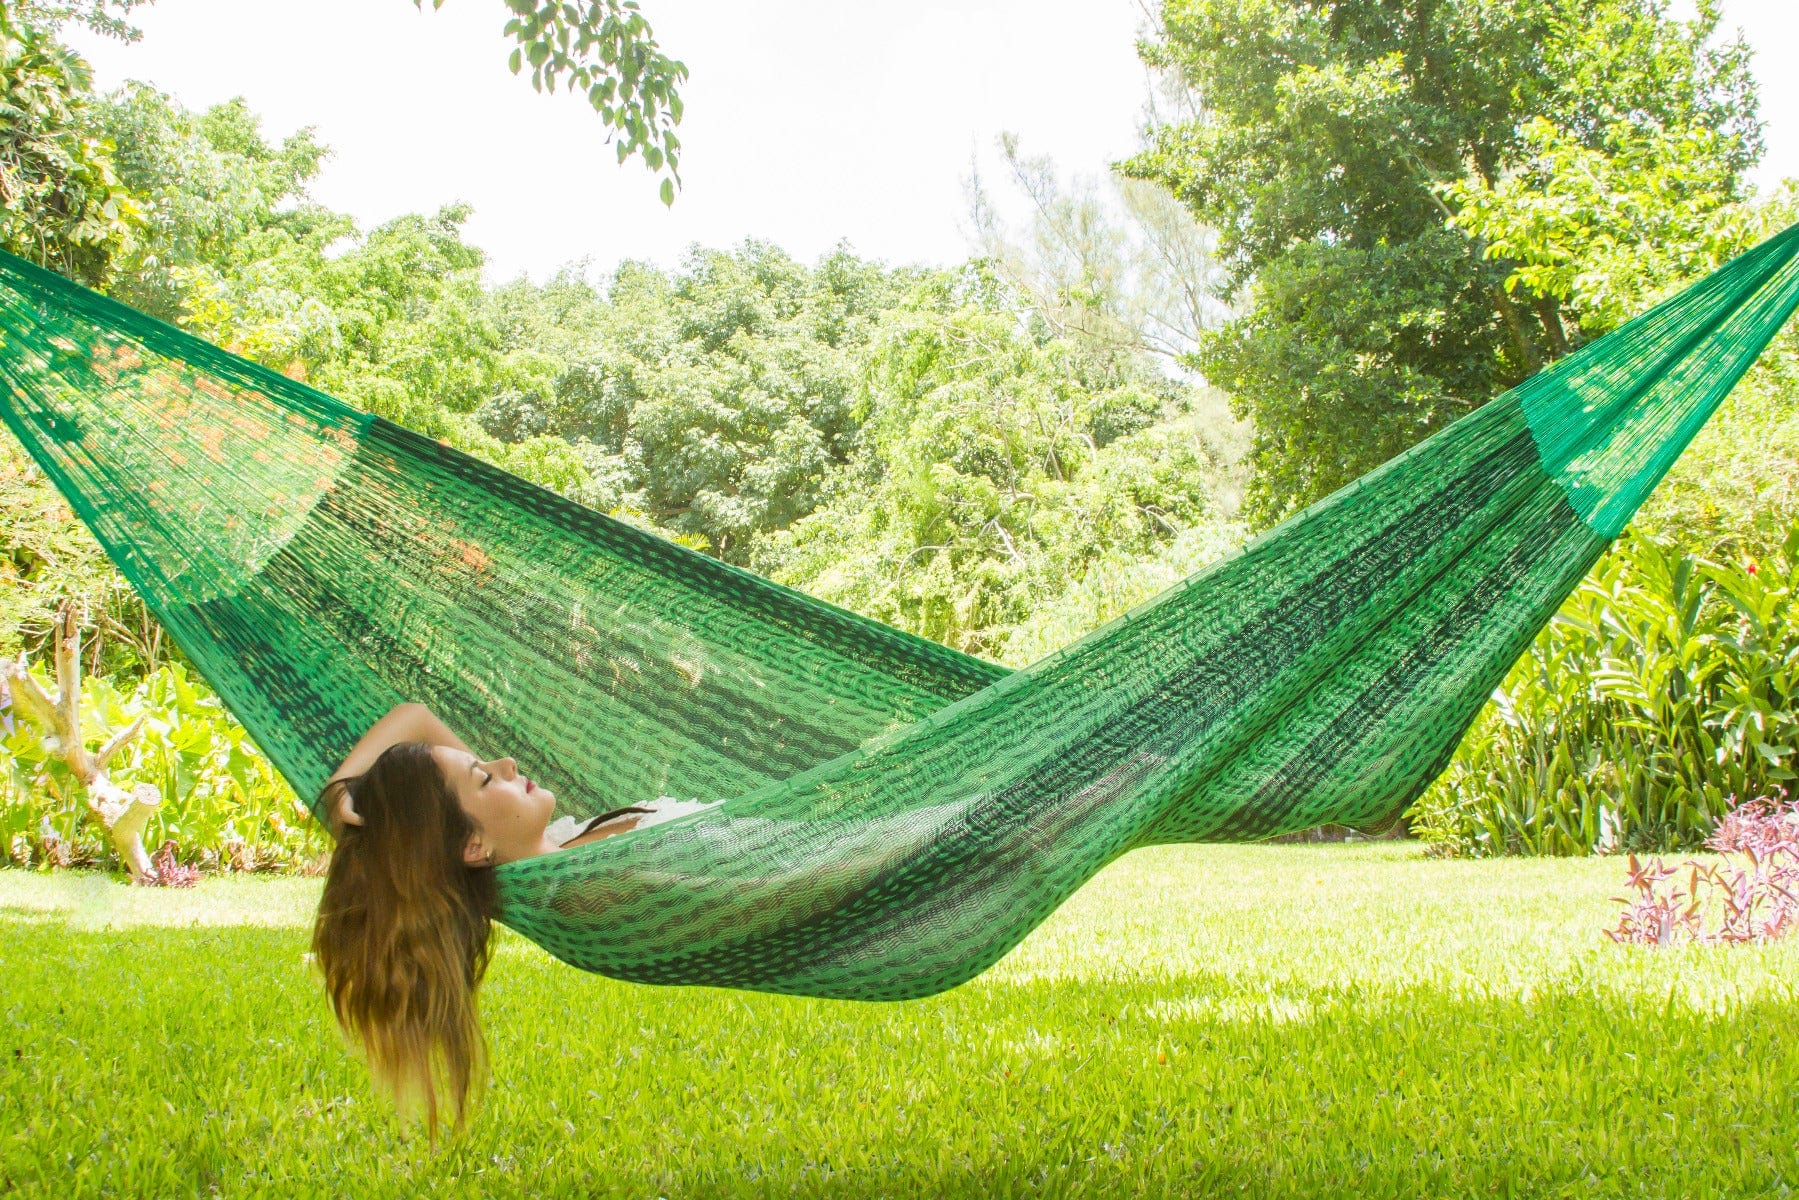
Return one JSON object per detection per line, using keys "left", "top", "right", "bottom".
{"left": 94, "top": 84, "right": 332, "bottom": 322}
{"left": 0, "top": 10, "right": 137, "bottom": 284}
{"left": 1442, "top": 122, "right": 1770, "bottom": 335}
{"left": 485, "top": 243, "right": 927, "bottom": 561}
{"left": 966, "top": 132, "right": 1235, "bottom": 369}
{"left": 754, "top": 263, "right": 1243, "bottom": 659}
{"left": 1124, "top": 0, "right": 1762, "bottom": 526}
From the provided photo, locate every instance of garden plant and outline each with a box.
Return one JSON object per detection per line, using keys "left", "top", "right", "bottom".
{"left": 1, "top": 0, "right": 1798, "bottom": 1194}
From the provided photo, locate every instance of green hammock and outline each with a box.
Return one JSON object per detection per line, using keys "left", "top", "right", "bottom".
{"left": 3, "top": 226, "right": 1798, "bottom": 1000}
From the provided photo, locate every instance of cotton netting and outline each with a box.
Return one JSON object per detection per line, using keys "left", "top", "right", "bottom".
{"left": 2, "top": 225, "right": 1796, "bottom": 999}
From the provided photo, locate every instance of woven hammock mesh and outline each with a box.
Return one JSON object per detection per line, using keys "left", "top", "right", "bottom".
{"left": 2, "top": 225, "right": 1797, "bottom": 1000}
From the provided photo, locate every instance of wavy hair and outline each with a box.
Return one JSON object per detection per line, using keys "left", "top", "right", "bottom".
{"left": 312, "top": 740, "right": 497, "bottom": 1137}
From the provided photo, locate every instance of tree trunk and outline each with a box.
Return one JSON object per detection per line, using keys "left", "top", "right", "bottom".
{"left": 3, "top": 600, "right": 161, "bottom": 883}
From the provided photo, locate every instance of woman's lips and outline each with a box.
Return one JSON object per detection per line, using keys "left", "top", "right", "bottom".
{"left": 525, "top": 778, "right": 535, "bottom": 793}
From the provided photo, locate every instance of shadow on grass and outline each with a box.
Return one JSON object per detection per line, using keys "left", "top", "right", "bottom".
{"left": 0, "top": 903, "right": 62, "bottom": 924}
{"left": 0, "top": 907, "right": 1792, "bottom": 1199}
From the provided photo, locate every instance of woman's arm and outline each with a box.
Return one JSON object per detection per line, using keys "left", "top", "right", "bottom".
{"left": 326, "top": 704, "right": 477, "bottom": 822}
{"left": 329, "top": 702, "right": 475, "bottom": 785}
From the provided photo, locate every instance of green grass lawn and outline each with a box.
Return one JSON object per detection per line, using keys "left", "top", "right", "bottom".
{"left": 2, "top": 844, "right": 1796, "bottom": 1198}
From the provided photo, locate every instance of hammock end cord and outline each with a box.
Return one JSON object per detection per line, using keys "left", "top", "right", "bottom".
{"left": 1517, "top": 220, "right": 1799, "bottom": 540}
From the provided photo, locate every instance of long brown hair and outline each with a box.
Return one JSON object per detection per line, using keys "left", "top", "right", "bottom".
{"left": 312, "top": 740, "right": 498, "bottom": 1137}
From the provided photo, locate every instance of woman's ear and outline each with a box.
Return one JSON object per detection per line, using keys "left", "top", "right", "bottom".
{"left": 332, "top": 784, "right": 364, "bottom": 828}
{"left": 462, "top": 835, "right": 492, "bottom": 867}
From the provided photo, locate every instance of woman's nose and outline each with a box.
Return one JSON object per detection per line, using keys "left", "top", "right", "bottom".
{"left": 495, "top": 757, "right": 517, "bottom": 778}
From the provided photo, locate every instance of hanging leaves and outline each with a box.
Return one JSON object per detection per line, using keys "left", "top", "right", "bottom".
{"left": 417, "top": 0, "right": 688, "bottom": 205}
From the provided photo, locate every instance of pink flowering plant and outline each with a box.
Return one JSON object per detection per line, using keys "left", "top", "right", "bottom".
{"left": 1607, "top": 790, "right": 1799, "bottom": 945}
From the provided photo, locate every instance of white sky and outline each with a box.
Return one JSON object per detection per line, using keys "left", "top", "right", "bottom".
{"left": 69, "top": 0, "right": 1799, "bottom": 286}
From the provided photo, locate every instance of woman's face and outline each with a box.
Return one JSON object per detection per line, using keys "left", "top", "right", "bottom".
{"left": 431, "top": 746, "right": 557, "bottom": 865}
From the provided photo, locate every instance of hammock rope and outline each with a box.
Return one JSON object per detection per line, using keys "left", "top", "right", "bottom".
{"left": 2, "top": 225, "right": 1797, "bottom": 1000}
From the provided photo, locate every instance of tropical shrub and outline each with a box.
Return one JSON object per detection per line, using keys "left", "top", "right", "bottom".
{"left": 2, "top": 659, "right": 326, "bottom": 872}
{"left": 1606, "top": 790, "right": 1798, "bottom": 945}
{"left": 1410, "top": 521, "right": 1799, "bottom": 857}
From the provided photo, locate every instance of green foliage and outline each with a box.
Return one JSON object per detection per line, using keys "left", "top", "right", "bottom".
{"left": 304, "top": 208, "right": 511, "bottom": 423}
{"left": 2, "top": 660, "right": 326, "bottom": 872}
{"left": 755, "top": 265, "right": 1247, "bottom": 659}
{"left": 1410, "top": 522, "right": 1799, "bottom": 857}
{"left": 1635, "top": 318, "right": 1799, "bottom": 558}
{"left": 172, "top": 202, "right": 512, "bottom": 431}
{"left": 967, "top": 133, "right": 1235, "bottom": 368}
{"left": 999, "top": 514, "right": 1246, "bottom": 669}
{"left": 1442, "top": 17, "right": 1782, "bottom": 338}
{"left": 0, "top": 433, "right": 173, "bottom": 676}
{"left": 73, "top": 89, "right": 510, "bottom": 436}
{"left": 1443, "top": 118, "right": 1767, "bottom": 333}
{"left": 6, "top": 0, "right": 150, "bottom": 43}
{"left": 93, "top": 84, "right": 334, "bottom": 324}
{"left": 1197, "top": 228, "right": 1501, "bottom": 516}
{"left": 0, "top": 12, "right": 137, "bottom": 285}
{"left": 1124, "top": 0, "right": 1762, "bottom": 526}
{"left": 486, "top": 243, "right": 932, "bottom": 561}
{"left": 422, "top": 0, "right": 686, "bottom": 200}
{"left": 4, "top": 846, "right": 1798, "bottom": 1194}
{"left": 0, "top": 439, "right": 100, "bottom": 660}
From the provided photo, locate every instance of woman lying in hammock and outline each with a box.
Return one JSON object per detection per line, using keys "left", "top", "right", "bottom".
{"left": 309, "top": 701, "right": 716, "bottom": 1134}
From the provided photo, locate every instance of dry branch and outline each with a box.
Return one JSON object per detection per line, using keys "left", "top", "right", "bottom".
{"left": 1, "top": 600, "right": 162, "bottom": 882}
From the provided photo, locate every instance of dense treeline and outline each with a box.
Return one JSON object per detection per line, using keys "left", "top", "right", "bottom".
{"left": 0, "top": 8, "right": 1250, "bottom": 866}
{"left": 1, "top": 0, "right": 1796, "bottom": 869}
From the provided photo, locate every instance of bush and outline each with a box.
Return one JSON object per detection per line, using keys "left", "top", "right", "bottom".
{"left": 1606, "top": 791, "right": 1799, "bottom": 945}
{"left": 1409, "top": 522, "right": 1799, "bottom": 857}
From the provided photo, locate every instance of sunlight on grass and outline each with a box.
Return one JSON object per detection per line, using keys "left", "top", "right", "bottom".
{"left": 3, "top": 844, "right": 1796, "bottom": 1198}
{"left": 0, "top": 871, "right": 321, "bottom": 930}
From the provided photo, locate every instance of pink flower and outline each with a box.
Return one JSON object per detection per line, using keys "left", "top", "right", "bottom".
{"left": 1746, "top": 560, "right": 1759, "bottom": 575}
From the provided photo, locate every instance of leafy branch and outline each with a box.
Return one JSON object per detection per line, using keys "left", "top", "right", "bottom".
{"left": 3, "top": 0, "right": 151, "bottom": 43}
{"left": 418, "top": 0, "right": 687, "bottom": 204}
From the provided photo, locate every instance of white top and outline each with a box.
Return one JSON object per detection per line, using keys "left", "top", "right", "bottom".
{"left": 544, "top": 797, "right": 724, "bottom": 848}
